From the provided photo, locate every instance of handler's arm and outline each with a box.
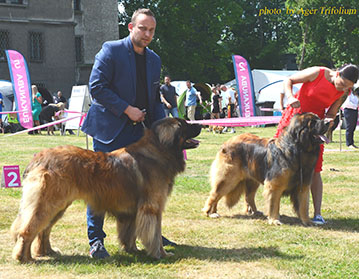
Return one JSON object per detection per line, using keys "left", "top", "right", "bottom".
{"left": 325, "top": 91, "right": 349, "bottom": 121}
{"left": 284, "top": 67, "right": 321, "bottom": 108}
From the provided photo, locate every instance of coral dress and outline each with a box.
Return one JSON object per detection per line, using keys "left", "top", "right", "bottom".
{"left": 275, "top": 69, "right": 344, "bottom": 172}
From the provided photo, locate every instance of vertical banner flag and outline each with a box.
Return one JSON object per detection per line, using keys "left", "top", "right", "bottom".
{"left": 232, "top": 55, "right": 256, "bottom": 117}
{"left": 5, "top": 50, "right": 33, "bottom": 129}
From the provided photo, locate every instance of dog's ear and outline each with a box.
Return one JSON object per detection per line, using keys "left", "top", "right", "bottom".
{"left": 153, "top": 119, "right": 182, "bottom": 149}
{"left": 294, "top": 113, "right": 324, "bottom": 149}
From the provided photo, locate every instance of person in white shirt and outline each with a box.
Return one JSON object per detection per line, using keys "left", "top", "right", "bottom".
{"left": 220, "top": 85, "right": 235, "bottom": 133}
{"left": 343, "top": 87, "right": 359, "bottom": 148}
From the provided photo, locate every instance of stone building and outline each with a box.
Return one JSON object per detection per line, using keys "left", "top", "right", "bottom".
{"left": 0, "top": 0, "right": 118, "bottom": 98}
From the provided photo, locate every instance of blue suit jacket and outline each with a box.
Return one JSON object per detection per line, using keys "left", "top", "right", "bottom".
{"left": 81, "top": 36, "right": 165, "bottom": 144}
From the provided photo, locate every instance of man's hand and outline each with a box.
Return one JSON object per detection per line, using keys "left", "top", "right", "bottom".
{"left": 124, "top": 105, "right": 146, "bottom": 122}
{"left": 166, "top": 102, "right": 172, "bottom": 109}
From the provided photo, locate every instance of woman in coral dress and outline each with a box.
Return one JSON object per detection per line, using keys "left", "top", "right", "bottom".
{"left": 275, "top": 64, "right": 359, "bottom": 225}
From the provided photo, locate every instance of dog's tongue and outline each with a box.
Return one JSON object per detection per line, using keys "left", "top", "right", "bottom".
{"left": 319, "top": 135, "right": 330, "bottom": 144}
{"left": 187, "top": 139, "right": 200, "bottom": 144}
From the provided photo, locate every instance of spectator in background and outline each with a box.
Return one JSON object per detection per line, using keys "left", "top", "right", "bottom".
{"left": 31, "top": 85, "right": 43, "bottom": 134}
{"left": 211, "top": 86, "right": 221, "bottom": 119}
{"left": 39, "top": 102, "right": 65, "bottom": 135}
{"left": 0, "top": 91, "right": 3, "bottom": 133}
{"left": 343, "top": 86, "right": 359, "bottom": 148}
{"left": 221, "top": 85, "right": 235, "bottom": 133}
{"left": 160, "top": 75, "right": 179, "bottom": 117}
{"left": 234, "top": 89, "right": 240, "bottom": 117}
{"left": 55, "top": 91, "right": 67, "bottom": 105}
{"left": 185, "top": 80, "right": 202, "bottom": 121}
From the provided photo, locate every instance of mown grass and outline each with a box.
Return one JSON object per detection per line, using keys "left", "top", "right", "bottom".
{"left": 0, "top": 126, "right": 358, "bottom": 279}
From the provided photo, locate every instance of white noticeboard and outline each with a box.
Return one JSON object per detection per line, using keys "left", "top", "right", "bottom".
{"left": 65, "top": 85, "right": 91, "bottom": 131}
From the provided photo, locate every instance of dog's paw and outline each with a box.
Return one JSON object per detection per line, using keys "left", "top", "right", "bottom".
{"left": 124, "top": 245, "right": 139, "bottom": 254}
{"left": 33, "top": 246, "right": 61, "bottom": 257}
{"left": 162, "top": 251, "right": 174, "bottom": 258}
{"left": 301, "top": 219, "right": 312, "bottom": 226}
{"left": 268, "top": 218, "right": 282, "bottom": 226}
{"left": 253, "top": 210, "right": 264, "bottom": 216}
{"left": 208, "top": 213, "right": 221, "bottom": 218}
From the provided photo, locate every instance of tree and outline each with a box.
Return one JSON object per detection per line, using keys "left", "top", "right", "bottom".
{"left": 118, "top": 0, "right": 359, "bottom": 84}
{"left": 118, "top": 0, "right": 242, "bottom": 83}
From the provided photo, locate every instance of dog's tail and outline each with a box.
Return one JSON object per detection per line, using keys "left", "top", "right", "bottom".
{"left": 136, "top": 203, "right": 162, "bottom": 258}
{"left": 224, "top": 182, "right": 244, "bottom": 208}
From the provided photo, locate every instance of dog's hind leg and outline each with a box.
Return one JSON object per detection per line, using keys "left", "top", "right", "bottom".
{"left": 12, "top": 208, "right": 51, "bottom": 262}
{"left": 202, "top": 182, "right": 227, "bottom": 218}
{"left": 12, "top": 172, "right": 69, "bottom": 262}
{"left": 116, "top": 213, "right": 138, "bottom": 253}
{"left": 243, "top": 179, "right": 261, "bottom": 215}
{"left": 32, "top": 206, "right": 69, "bottom": 257}
{"left": 203, "top": 175, "right": 241, "bottom": 218}
{"left": 11, "top": 214, "right": 34, "bottom": 262}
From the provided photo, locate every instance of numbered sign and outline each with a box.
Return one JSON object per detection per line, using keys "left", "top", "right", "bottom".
{"left": 1, "top": 165, "right": 21, "bottom": 188}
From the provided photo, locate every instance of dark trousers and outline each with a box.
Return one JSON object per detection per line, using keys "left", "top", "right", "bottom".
{"left": 87, "top": 123, "right": 144, "bottom": 246}
{"left": 344, "top": 108, "right": 358, "bottom": 146}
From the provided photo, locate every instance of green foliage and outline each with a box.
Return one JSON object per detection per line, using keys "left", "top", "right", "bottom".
{"left": 118, "top": 0, "right": 359, "bottom": 82}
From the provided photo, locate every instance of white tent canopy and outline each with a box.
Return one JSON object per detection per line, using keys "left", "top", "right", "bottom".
{"left": 226, "top": 69, "right": 302, "bottom": 110}
{"left": 0, "top": 80, "right": 14, "bottom": 120}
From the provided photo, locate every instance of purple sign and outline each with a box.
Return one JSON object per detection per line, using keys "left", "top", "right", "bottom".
{"left": 2, "top": 165, "right": 21, "bottom": 188}
{"left": 5, "top": 50, "right": 33, "bottom": 129}
{"left": 232, "top": 55, "right": 256, "bottom": 117}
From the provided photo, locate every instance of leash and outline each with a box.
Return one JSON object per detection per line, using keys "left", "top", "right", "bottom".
{"left": 298, "top": 148, "right": 303, "bottom": 189}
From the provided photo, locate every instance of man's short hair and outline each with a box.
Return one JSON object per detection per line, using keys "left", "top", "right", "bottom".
{"left": 131, "top": 8, "right": 155, "bottom": 25}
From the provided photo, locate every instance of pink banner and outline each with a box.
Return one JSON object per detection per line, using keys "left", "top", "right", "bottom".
{"left": 232, "top": 55, "right": 256, "bottom": 117}
{"left": 189, "top": 116, "right": 281, "bottom": 127}
{"left": 5, "top": 50, "right": 33, "bottom": 129}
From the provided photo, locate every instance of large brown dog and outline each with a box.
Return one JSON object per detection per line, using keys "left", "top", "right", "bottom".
{"left": 11, "top": 118, "right": 201, "bottom": 263}
{"left": 203, "top": 113, "right": 330, "bottom": 225}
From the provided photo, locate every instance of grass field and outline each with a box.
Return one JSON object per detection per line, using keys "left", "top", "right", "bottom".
{"left": 0, "top": 126, "right": 358, "bottom": 279}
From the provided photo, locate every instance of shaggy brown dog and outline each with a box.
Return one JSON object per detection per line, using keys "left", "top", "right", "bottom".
{"left": 11, "top": 118, "right": 201, "bottom": 263}
{"left": 202, "top": 113, "right": 330, "bottom": 225}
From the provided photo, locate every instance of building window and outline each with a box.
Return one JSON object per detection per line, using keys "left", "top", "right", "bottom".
{"left": 29, "top": 32, "right": 44, "bottom": 62}
{"left": 0, "top": 30, "right": 10, "bottom": 61}
{"left": 34, "top": 82, "right": 45, "bottom": 89}
{"left": 73, "top": 0, "right": 81, "bottom": 11}
{"left": 75, "top": 36, "right": 84, "bottom": 63}
{"left": 0, "top": 0, "right": 27, "bottom": 4}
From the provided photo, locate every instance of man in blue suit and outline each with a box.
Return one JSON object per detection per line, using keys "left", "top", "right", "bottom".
{"left": 82, "top": 8, "right": 175, "bottom": 259}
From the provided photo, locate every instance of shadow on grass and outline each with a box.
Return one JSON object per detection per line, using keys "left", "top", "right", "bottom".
{"left": 229, "top": 213, "right": 308, "bottom": 226}
{"left": 229, "top": 212, "right": 359, "bottom": 232}
{"left": 321, "top": 217, "right": 359, "bottom": 232}
{"left": 33, "top": 244, "right": 301, "bottom": 266}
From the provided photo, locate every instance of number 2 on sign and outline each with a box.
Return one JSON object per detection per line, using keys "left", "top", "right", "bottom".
{"left": 2, "top": 165, "right": 21, "bottom": 188}
{"left": 7, "top": 171, "right": 19, "bottom": 187}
